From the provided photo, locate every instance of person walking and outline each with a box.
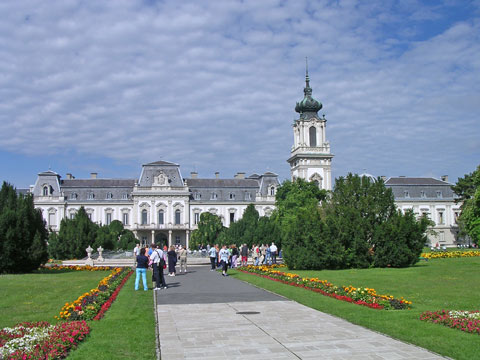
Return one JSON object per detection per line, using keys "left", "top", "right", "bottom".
{"left": 231, "top": 244, "right": 239, "bottom": 268}
{"left": 252, "top": 244, "right": 260, "bottom": 266}
{"left": 150, "top": 244, "right": 166, "bottom": 290}
{"left": 270, "top": 242, "right": 278, "bottom": 264}
{"left": 134, "top": 248, "right": 149, "bottom": 291}
{"left": 240, "top": 243, "right": 249, "bottom": 266}
{"left": 209, "top": 245, "right": 217, "bottom": 271}
{"left": 219, "top": 245, "right": 230, "bottom": 276}
{"left": 178, "top": 245, "right": 187, "bottom": 273}
{"left": 167, "top": 245, "right": 177, "bottom": 276}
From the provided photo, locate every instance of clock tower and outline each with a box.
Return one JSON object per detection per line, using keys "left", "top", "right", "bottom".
{"left": 287, "top": 65, "right": 333, "bottom": 190}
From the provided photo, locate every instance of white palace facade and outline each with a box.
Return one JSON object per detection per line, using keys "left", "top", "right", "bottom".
{"left": 27, "top": 70, "right": 462, "bottom": 248}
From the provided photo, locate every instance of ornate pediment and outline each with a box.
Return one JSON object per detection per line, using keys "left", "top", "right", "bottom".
{"left": 153, "top": 171, "right": 169, "bottom": 188}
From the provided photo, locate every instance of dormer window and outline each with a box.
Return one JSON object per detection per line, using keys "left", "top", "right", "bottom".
{"left": 270, "top": 186, "right": 275, "bottom": 196}
{"left": 106, "top": 192, "right": 113, "bottom": 200}
{"left": 70, "top": 193, "right": 78, "bottom": 200}
{"left": 436, "top": 191, "right": 442, "bottom": 198}
{"left": 420, "top": 191, "right": 426, "bottom": 198}
{"left": 245, "top": 192, "right": 251, "bottom": 201}
{"left": 122, "top": 193, "right": 128, "bottom": 200}
{"left": 43, "top": 186, "right": 49, "bottom": 196}
{"left": 211, "top": 192, "right": 218, "bottom": 200}
{"left": 229, "top": 193, "right": 235, "bottom": 200}
{"left": 404, "top": 190, "right": 409, "bottom": 198}
{"left": 194, "top": 192, "right": 201, "bottom": 200}
{"left": 87, "top": 193, "right": 94, "bottom": 200}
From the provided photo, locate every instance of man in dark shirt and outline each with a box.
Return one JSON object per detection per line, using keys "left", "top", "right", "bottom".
{"left": 135, "top": 248, "right": 149, "bottom": 291}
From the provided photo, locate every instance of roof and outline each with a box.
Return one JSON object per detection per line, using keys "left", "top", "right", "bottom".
{"left": 187, "top": 179, "right": 260, "bottom": 188}
{"left": 61, "top": 179, "right": 136, "bottom": 188}
{"left": 38, "top": 170, "right": 59, "bottom": 176}
{"left": 385, "top": 177, "right": 450, "bottom": 186}
{"left": 144, "top": 160, "right": 178, "bottom": 166}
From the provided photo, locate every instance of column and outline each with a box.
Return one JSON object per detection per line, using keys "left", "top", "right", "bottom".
{"left": 186, "top": 230, "right": 190, "bottom": 250}
{"left": 151, "top": 230, "right": 155, "bottom": 244}
{"left": 168, "top": 230, "right": 172, "bottom": 247}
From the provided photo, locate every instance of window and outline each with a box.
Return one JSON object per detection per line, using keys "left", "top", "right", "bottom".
{"left": 194, "top": 192, "right": 201, "bottom": 200}
{"left": 245, "top": 192, "right": 251, "bottom": 201}
{"left": 404, "top": 190, "right": 409, "bottom": 198}
{"left": 270, "top": 186, "right": 275, "bottom": 196}
{"left": 175, "top": 236, "right": 181, "bottom": 244}
{"left": 194, "top": 212, "right": 200, "bottom": 225}
{"left": 211, "top": 192, "right": 218, "bottom": 200}
{"left": 175, "top": 209, "right": 181, "bottom": 225}
{"left": 230, "top": 212, "right": 235, "bottom": 223}
{"left": 454, "top": 211, "right": 459, "bottom": 224}
{"left": 158, "top": 210, "right": 164, "bottom": 225}
{"left": 106, "top": 213, "right": 112, "bottom": 225}
{"left": 141, "top": 209, "right": 148, "bottom": 225}
{"left": 48, "top": 212, "right": 55, "bottom": 226}
{"left": 123, "top": 213, "right": 129, "bottom": 225}
{"left": 122, "top": 193, "right": 128, "bottom": 200}
{"left": 229, "top": 193, "right": 235, "bottom": 200}
{"left": 43, "top": 186, "right": 49, "bottom": 196}
{"left": 70, "top": 212, "right": 75, "bottom": 219}
{"left": 420, "top": 191, "right": 426, "bottom": 198}
{"left": 87, "top": 213, "right": 92, "bottom": 220}
{"left": 106, "top": 192, "right": 113, "bottom": 200}
{"left": 87, "top": 193, "right": 94, "bottom": 200}
{"left": 436, "top": 191, "right": 442, "bottom": 198}
{"left": 309, "top": 126, "right": 317, "bottom": 147}
{"left": 438, "top": 211, "right": 444, "bottom": 225}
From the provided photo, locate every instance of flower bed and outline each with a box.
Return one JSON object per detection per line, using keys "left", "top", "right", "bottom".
{"left": 56, "top": 267, "right": 133, "bottom": 321}
{"left": 238, "top": 265, "right": 411, "bottom": 310}
{"left": 41, "top": 264, "right": 116, "bottom": 271}
{"left": 420, "top": 310, "right": 480, "bottom": 335}
{"left": 420, "top": 250, "right": 480, "bottom": 259}
{"left": 0, "top": 321, "right": 89, "bottom": 359}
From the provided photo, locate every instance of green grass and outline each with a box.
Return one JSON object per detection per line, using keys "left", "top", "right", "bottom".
{"left": 0, "top": 269, "right": 108, "bottom": 328}
{"left": 0, "top": 268, "right": 156, "bottom": 360}
{"left": 231, "top": 258, "right": 480, "bottom": 360}
{"left": 67, "top": 274, "right": 156, "bottom": 360}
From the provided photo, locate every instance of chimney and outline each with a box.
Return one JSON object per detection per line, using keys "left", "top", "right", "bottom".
{"left": 90, "top": 172, "right": 97, "bottom": 179}
{"left": 234, "top": 172, "right": 246, "bottom": 179}
{"left": 66, "top": 173, "right": 73, "bottom": 180}
{"left": 441, "top": 175, "right": 448, "bottom": 182}
{"left": 215, "top": 172, "right": 219, "bottom": 179}
{"left": 190, "top": 171, "right": 198, "bottom": 179}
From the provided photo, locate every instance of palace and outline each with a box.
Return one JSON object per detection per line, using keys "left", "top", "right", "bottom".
{"left": 27, "top": 70, "right": 461, "bottom": 248}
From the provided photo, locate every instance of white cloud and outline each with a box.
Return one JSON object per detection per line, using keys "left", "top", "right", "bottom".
{"left": 0, "top": 0, "right": 478, "bottom": 186}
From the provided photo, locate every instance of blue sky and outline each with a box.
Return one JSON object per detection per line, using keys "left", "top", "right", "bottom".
{"left": 0, "top": 0, "right": 479, "bottom": 188}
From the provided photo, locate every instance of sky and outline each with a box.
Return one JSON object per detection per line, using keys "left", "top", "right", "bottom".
{"left": 0, "top": 0, "right": 479, "bottom": 189}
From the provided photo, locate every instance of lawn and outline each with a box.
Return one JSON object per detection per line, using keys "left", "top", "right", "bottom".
{"left": 232, "top": 257, "right": 480, "bottom": 360}
{"left": 0, "top": 268, "right": 156, "bottom": 360}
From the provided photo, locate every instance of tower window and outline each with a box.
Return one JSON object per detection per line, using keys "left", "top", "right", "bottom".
{"left": 175, "top": 209, "right": 181, "bottom": 225}
{"left": 270, "top": 186, "right": 275, "bottom": 196}
{"left": 158, "top": 210, "right": 164, "bottom": 225}
{"left": 309, "top": 126, "right": 317, "bottom": 147}
{"left": 43, "top": 186, "right": 49, "bottom": 196}
{"left": 141, "top": 209, "right": 148, "bottom": 225}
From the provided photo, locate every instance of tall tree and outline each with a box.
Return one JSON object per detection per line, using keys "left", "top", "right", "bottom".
{"left": 456, "top": 165, "right": 480, "bottom": 245}
{"left": 190, "top": 212, "right": 224, "bottom": 249}
{"left": 0, "top": 182, "right": 48, "bottom": 273}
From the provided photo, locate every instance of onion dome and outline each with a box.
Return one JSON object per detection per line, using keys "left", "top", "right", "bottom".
{"left": 295, "top": 61, "right": 322, "bottom": 115}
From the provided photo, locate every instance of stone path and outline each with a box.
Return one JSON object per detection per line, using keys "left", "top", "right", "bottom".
{"left": 155, "top": 266, "right": 446, "bottom": 360}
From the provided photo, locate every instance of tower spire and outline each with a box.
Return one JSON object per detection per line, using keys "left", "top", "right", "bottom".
{"left": 305, "top": 57, "right": 310, "bottom": 88}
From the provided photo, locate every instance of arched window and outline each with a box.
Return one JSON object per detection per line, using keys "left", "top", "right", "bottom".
{"left": 270, "top": 186, "right": 275, "bottom": 196}
{"left": 309, "top": 126, "right": 317, "bottom": 147}
{"left": 106, "top": 192, "right": 113, "bottom": 199}
{"left": 43, "top": 186, "right": 49, "bottom": 196}
{"left": 175, "top": 209, "right": 181, "bottom": 225}
{"left": 70, "top": 192, "right": 77, "bottom": 200}
{"left": 141, "top": 209, "right": 148, "bottom": 225}
{"left": 158, "top": 210, "right": 164, "bottom": 225}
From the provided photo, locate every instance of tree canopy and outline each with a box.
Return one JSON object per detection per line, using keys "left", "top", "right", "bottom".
{"left": 455, "top": 165, "right": 480, "bottom": 245}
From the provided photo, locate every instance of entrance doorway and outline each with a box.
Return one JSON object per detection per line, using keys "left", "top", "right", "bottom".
{"left": 155, "top": 233, "right": 168, "bottom": 248}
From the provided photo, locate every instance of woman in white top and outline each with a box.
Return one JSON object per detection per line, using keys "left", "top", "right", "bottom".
{"left": 219, "top": 245, "right": 230, "bottom": 277}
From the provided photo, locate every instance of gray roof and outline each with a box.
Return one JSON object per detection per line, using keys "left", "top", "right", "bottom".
{"left": 385, "top": 177, "right": 449, "bottom": 186}
{"left": 187, "top": 179, "right": 260, "bottom": 188}
{"left": 16, "top": 188, "right": 30, "bottom": 196}
{"left": 61, "top": 179, "right": 135, "bottom": 187}
{"left": 144, "top": 160, "right": 178, "bottom": 166}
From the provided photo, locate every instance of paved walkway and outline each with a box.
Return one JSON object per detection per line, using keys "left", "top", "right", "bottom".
{"left": 155, "top": 266, "right": 445, "bottom": 360}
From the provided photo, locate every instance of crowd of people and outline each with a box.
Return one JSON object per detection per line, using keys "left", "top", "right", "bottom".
{"left": 133, "top": 242, "right": 280, "bottom": 290}
{"left": 133, "top": 243, "right": 188, "bottom": 291}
